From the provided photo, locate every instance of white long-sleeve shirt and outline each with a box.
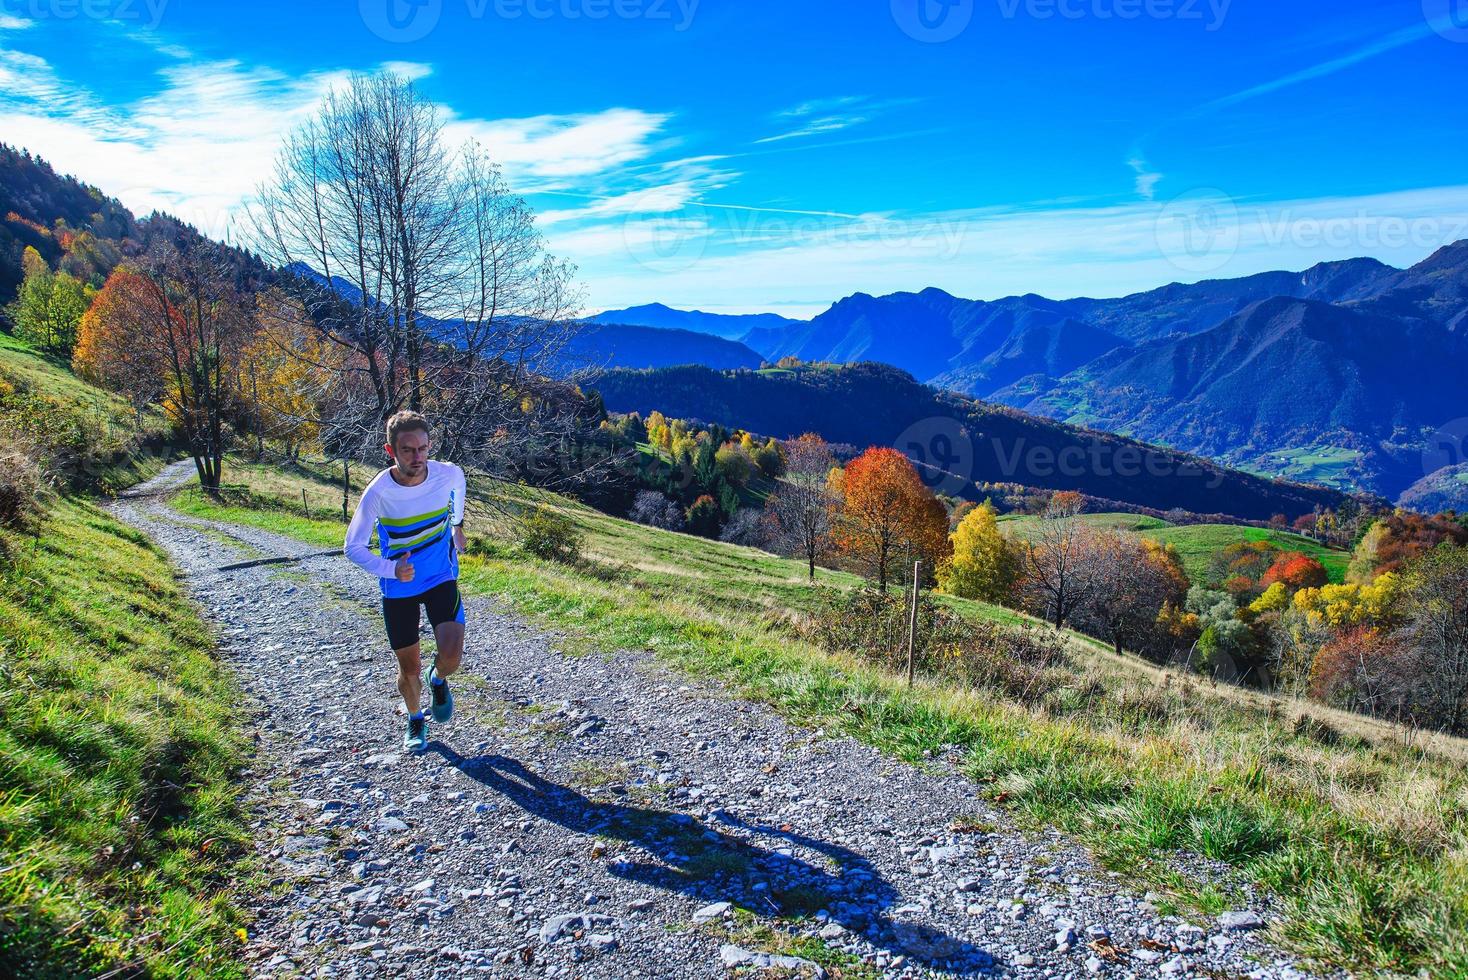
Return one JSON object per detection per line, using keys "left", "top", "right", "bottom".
{"left": 344, "top": 461, "right": 466, "bottom": 598}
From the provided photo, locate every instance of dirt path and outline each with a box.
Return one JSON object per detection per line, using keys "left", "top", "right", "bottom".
{"left": 109, "top": 462, "right": 1313, "bottom": 980}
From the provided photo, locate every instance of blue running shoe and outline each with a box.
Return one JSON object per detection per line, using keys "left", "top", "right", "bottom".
{"left": 404, "top": 713, "right": 428, "bottom": 753}
{"left": 427, "top": 664, "right": 454, "bottom": 724}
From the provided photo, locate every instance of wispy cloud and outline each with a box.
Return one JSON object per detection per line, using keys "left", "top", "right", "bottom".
{"left": 1127, "top": 154, "right": 1163, "bottom": 200}
{"left": 1197, "top": 20, "right": 1435, "bottom": 114}
{"left": 754, "top": 95, "right": 918, "bottom": 145}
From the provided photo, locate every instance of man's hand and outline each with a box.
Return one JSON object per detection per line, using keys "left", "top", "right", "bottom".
{"left": 453, "top": 525, "right": 467, "bottom": 553}
{"left": 394, "top": 558, "right": 415, "bottom": 583}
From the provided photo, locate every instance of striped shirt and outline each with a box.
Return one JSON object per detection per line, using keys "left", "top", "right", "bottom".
{"left": 344, "top": 461, "right": 467, "bottom": 598}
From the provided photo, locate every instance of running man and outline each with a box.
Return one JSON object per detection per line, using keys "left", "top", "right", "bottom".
{"left": 345, "top": 410, "right": 468, "bottom": 752}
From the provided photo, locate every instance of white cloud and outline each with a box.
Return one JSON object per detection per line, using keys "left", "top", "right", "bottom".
{"left": 1127, "top": 155, "right": 1163, "bottom": 200}
{"left": 565, "top": 185, "right": 1468, "bottom": 316}
{"left": 0, "top": 38, "right": 677, "bottom": 243}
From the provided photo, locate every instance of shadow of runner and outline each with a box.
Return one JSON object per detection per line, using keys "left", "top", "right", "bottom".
{"left": 429, "top": 745, "right": 989, "bottom": 972}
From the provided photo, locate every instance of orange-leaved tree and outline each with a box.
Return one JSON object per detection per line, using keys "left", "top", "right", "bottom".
{"left": 832, "top": 446, "right": 950, "bottom": 592}
{"left": 73, "top": 267, "right": 168, "bottom": 428}
{"left": 72, "top": 232, "right": 253, "bottom": 491}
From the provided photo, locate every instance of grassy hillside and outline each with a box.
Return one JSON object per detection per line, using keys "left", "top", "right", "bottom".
{"left": 999, "top": 512, "right": 1350, "bottom": 584}
{"left": 174, "top": 455, "right": 1468, "bottom": 976}
{"left": 0, "top": 498, "right": 250, "bottom": 978}
{"left": 0, "top": 333, "right": 170, "bottom": 491}
{"left": 0, "top": 334, "right": 251, "bottom": 978}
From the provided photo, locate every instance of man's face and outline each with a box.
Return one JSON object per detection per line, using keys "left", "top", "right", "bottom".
{"left": 387, "top": 428, "right": 430, "bottom": 476}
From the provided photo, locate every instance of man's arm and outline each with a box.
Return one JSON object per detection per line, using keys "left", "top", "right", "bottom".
{"left": 344, "top": 483, "right": 397, "bottom": 579}
{"left": 450, "top": 464, "right": 468, "bottom": 552}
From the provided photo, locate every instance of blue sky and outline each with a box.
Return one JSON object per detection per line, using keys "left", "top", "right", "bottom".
{"left": 2, "top": 0, "right": 1467, "bottom": 316}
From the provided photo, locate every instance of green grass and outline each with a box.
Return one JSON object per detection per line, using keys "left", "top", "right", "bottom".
{"left": 171, "top": 456, "right": 1468, "bottom": 976}
{"left": 0, "top": 334, "right": 173, "bottom": 492}
{"left": 1000, "top": 512, "right": 1349, "bottom": 585}
{"left": 0, "top": 497, "right": 251, "bottom": 979}
{"left": 1241, "top": 444, "right": 1364, "bottom": 490}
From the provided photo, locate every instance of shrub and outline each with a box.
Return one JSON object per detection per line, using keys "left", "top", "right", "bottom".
{"left": 685, "top": 493, "right": 722, "bottom": 538}
{"left": 519, "top": 504, "right": 581, "bottom": 562}
{"left": 629, "top": 489, "right": 684, "bottom": 531}
{"left": 799, "top": 588, "right": 1069, "bottom": 704}
{"left": 719, "top": 507, "right": 773, "bottom": 547}
{"left": 0, "top": 440, "right": 47, "bottom": 539}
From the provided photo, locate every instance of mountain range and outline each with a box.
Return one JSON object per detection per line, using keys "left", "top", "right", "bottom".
{"left": 594, "top": 245, "right": 1468, "bottom": 504}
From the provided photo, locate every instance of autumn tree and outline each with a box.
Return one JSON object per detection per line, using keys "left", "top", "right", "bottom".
{"left": 831, "top": 446, "right": 950, "bottom": 592}
{"left": 766, "top": 433, "right": 837, "bottom": 582}
{"left": 1020, "top": 491, "right": 1103, "bottom": 629}
{"left": 72, "top": 229, "right": 252, "bottom": 490}
{"left": 239, "top": 289, "right": 335, "bottom": 459}
{"left": 8, "top": 246, "right": 89, "bottom": 356}
{"left": 73, "top": 267, "right": 166, "bottom": 427}
{"left": 936, "top": 500, "right": 1017, "bottom": 603}
{"left": 1072, "top": 534, "right": 1189, "bottom": 655}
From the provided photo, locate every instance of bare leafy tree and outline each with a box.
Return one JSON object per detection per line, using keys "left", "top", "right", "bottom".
{"left": 1021, "top": 492, "right": 1104, "bottom": 629}
{"left": 766, "top": 433, "right": 836, "bottom": 581}
{"left": 247, "top": 70, "right": 587, "bottom": 478}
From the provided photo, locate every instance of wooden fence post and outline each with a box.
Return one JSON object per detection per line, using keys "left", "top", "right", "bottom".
{"left": 906, "top": 559, "right": 921, "bottom": 687}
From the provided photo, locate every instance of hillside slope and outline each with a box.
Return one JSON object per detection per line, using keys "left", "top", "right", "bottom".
{"left": 588, "top": 362, "right": 1352, "bottom": 521}
{"left": 1000, "top": 296, "right": 1468, "bottom": 499}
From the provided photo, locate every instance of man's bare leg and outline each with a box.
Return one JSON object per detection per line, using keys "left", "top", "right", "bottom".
{"left": 395, "top": 643, "right": 424, "bottom": 716}
{"left": 431, "top": 620, "right": 463, "bottom": 678}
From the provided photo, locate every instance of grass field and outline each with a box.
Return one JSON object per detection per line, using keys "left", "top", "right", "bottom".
{"left": 1240, "top": 444, "right": 1364, "bottom": 490}
{"left": 173, "top": 455, "right": 1468, "bottom": 977}
{"left": 999, "top": 512, "right": 1350, "bottom": 585}
{"left": 0, "top": 497, "right": 251, "bottom": 979}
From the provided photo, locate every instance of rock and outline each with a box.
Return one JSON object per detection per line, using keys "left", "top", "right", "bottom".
{"left": 1161, "top": 956, "right": 1187, "bottom": 975}
{"left": 538, "top": 912, "right": 618, "bottom": 944}
{"left": 628, "top": 898, "right": 656, "bottom": 913}
{"left": 719, "top": 944, "right": 826, "bottom": 978}
{"left": 691, "top": 901, "right": 732, "bottom": 923}
{"left": 1055, "top": 925, "right": 1077, "bottom": 949}
{"left": 376, "top": 817, "right": 409, "bottom": 833}
{"left": 1218, "top": 910, "right": 1265, "bottom": 931}
{"left": 1085, "top": 955, "right": 1104, "bottom": 973}
{"left": 1014, "top": 953, "right": 1036, "bottom": 967}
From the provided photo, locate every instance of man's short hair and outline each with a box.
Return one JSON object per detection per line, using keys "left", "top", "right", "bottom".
{"left": 386, "top": 410, "right": 430, "bottom": 449}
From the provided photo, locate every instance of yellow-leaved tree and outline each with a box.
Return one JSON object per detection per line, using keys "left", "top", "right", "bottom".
{"left": 936, "top": 500, "right": 1016, "bottom": 602}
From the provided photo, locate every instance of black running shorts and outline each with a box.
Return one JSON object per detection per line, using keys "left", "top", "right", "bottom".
{"left": 381, "top": 579, "right": 465, "bottom": 651}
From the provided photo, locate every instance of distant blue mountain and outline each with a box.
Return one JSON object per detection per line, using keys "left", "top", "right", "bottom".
{"left": 588, "top": 302, "right": 802, "bottom": 346}
{"left": 616, "top": 246, "right": 1468, "bottom": 501}
{"left": 283, "top": 263, "right": 763, "bottom": 373}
